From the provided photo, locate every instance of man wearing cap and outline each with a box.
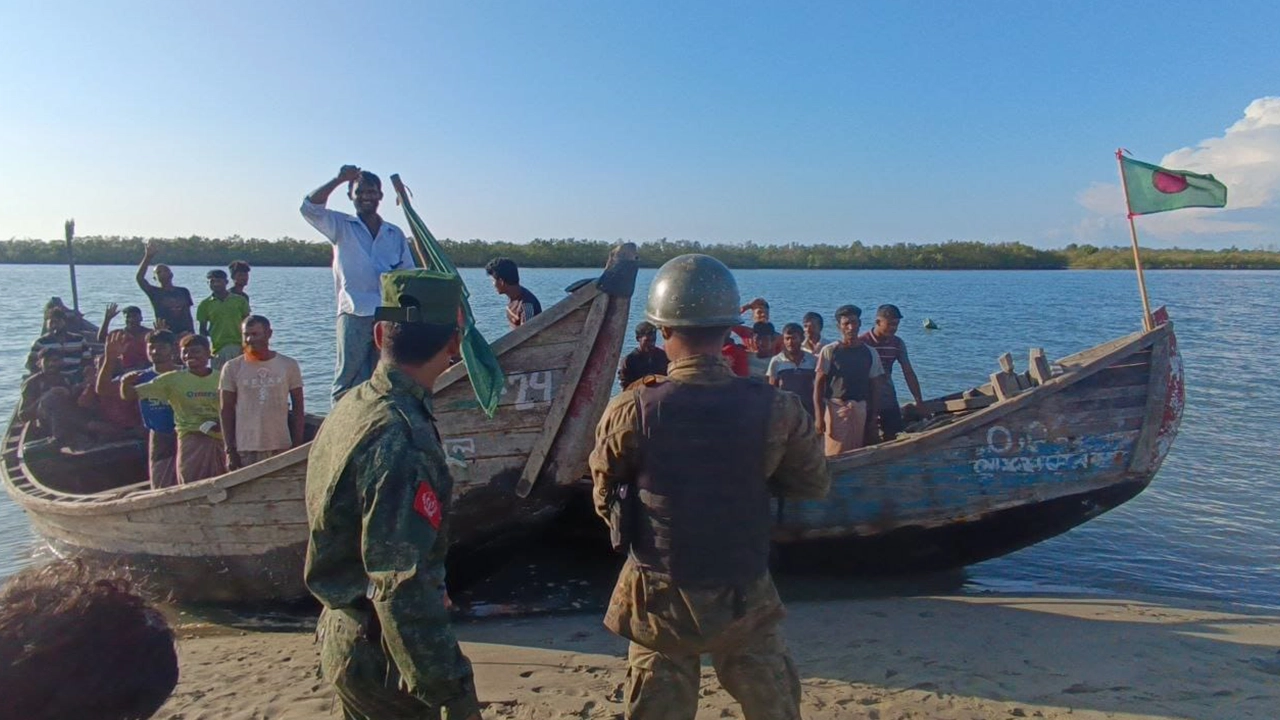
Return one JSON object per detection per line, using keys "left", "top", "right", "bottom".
{"left": 304, "top": 268, "right": 480, "bottom": 720}
{"left": 302, "top": 165, "right": 415, "bottom": 403}
{"left": 590, "top": 254, "right": 830, "bottom": 720}
{"left": 197, "top": 269, "right": 250, "bottom": 370}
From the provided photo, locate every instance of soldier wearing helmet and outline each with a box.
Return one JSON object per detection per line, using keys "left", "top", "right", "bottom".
{"left": 589, "top": 254, "right": 830, "bottom": 719}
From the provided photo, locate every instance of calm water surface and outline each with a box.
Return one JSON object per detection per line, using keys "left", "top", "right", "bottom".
{"left": 0, "top": 265, "right": 1275, "bottom": 608}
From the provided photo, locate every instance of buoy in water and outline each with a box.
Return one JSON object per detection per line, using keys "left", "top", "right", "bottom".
{"left": 922, "top": 318, "right": 939, "bottom": 330}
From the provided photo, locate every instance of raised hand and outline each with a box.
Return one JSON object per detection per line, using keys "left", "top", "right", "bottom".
{"left": 337, "top": 165, "right": 362, "bottom": 183}
{"left": 153, "top": 318, "right": 169, "bottom": 332}
{"left": 144, "top": 239, "right": 159, "bottom": 259}
{"left": 104, "top": 331, "right": 128, "bottom": 359}
{"left": 103, "top": 302, "right": 120, "bottom": 323}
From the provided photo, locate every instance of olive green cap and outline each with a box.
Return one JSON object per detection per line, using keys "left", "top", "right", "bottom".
{"left": 374, "top": 269, "right": 463, "bottom": 325}
{"left": 645, "top": 254, "right": 741, "bottom": 328}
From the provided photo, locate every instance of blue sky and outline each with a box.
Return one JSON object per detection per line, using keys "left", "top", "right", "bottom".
{"left": 2, "top": 1, "right": 1277, "bottom": 249}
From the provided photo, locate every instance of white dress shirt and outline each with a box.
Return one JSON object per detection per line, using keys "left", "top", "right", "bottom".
{"left": 300, "top": 198, "right": 414, "bottom": 316}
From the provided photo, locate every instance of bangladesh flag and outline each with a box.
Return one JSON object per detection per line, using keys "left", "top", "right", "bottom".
{"left": 390, "top": 174, "right": 504, "bottom": 418}
{"left": 1120, "top": 156, "right": 1227, "bottom": 216}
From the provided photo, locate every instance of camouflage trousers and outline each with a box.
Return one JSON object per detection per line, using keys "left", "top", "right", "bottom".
{"left": 625, "top": 623, "right": 801, "bottom": 720}
{"left": 317, "top": 607, "right": 441, "bottom": 720}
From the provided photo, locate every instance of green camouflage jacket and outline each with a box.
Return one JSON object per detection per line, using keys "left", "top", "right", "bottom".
{"left": 304, "top": 362, "right": 478, "bottom": 717}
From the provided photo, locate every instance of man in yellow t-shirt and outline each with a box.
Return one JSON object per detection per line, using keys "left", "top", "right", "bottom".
{"left": 123, "top": 334, "right": 225, "bottom": 484}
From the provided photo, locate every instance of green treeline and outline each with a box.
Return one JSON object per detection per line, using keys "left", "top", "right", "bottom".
{"left": 1, "top": 235, "right": 1278, "bottom": 270}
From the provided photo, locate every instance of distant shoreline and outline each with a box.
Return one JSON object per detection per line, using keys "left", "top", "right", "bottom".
{"left": 2, "top": 237, "right": 1278, "bottom": 270}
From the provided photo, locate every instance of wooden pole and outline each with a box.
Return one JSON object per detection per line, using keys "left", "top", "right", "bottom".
{"left": 64, "top": 219, "right": 80, "bottom": 313}
{"left": 1115, "top": 149, "right": 1154, "bottom": 332}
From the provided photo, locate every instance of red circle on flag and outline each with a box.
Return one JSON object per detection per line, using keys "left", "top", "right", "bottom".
{"left": 1152, "top": 171, "right": 1189, "bottom": 194}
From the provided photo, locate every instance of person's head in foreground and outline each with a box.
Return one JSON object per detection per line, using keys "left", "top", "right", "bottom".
{"left": 645, "top": 254, "right": 741, "bottom": 360}
{"left": 874, "top": 303, "right": 903, "bottom": 338}
{"left": 835, "top": 304, "right": 863, "bottom": 343}
{"left": 484, "top": 257, "right": 521, "bottom": 297}
{"left": 782, "top": 322, "right": 804, "bottom": 355}
{"left": 634, "top": 321, "right": 658, "bottom": 352}
{"left": 351, "top": 171, "right": 383, "bottom": 216}
{"left": 146, "top": 330, "right": 177, "bottom": 371}
{"left": 0, "top": 559, "right": 178, "bottom": 720}
{"left": 374, "top": 269, "right": 464, "bottom": 381}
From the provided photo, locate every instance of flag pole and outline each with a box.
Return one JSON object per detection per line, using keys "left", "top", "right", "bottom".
{"left": 1115, "top": 149, "right": 1154, "bottom": 332}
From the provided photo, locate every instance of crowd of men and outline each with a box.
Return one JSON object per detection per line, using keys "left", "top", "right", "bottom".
{"left": 619, "top": 294, "right": 926, "bottom": 454}
{"left": 18, "top": 248, "right": 305, "bottom": 488}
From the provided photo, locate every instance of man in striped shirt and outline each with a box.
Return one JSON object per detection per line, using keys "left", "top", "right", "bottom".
{"left": 27, "top": 308, "right": 90, "bottom": 384}
{"left": 859, "top": 304, "right": 925, "bottom": 441}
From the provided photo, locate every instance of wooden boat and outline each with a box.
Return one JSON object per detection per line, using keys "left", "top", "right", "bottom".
{"left": 1, "top": 244, "right": 640, "bottom": 604}
{"left": 770, "top": 308, "right": 1184, "bottom": 573}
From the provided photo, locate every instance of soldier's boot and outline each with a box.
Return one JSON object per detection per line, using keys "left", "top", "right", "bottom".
{"left": 710, "top": 625, "right": 802, "bottom": 720}
{"left": 625, "top": 642, "right": 700, "bottom": 720}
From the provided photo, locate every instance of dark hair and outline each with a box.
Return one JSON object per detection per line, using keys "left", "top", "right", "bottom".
{"left": 357, "top": 171, "right": 381, "bottom": 189}
{"left": 835, "top": 305, "right": 862, "bottom": 323}
{"left": 243, "top": 314, "right": 271, "bottom": 330}
{"left": 206, "top": 269, "right": 228, "bottom": 280}
{"left": 146, "top": 329, "right": 176, "bottom": 347}
{"left": 752, "top": 321, "right": 776, "bottom": 336}
{"left": 123, "top": 306, "right": 142, "bottom": 316}
{"left": 179, "top": 334, "right": 210, "bottom": 350}
{"left": 380, "top": 321, "right": 459, "bottom": 366}
{"left": 802, "top": 311, "right": 823, "bottom": 328}
{"left": 877, "top": 303, "right": 903, "bottom": 320}
{"left": 634, "top": 321, "right": 657, "bottom": 339}
{"left": 484, "top": 257, "right": 520, "bottom": 285}
{"left": 781, "top": 322, "right": 803, "bottom": 335}
{"left": 671, "top": 325, "right": 730, "bottom": 347}
{"left": 36, "top": 347, "right": 63, "bottom": 361}
{"left": 0, "top": 560, "right": 178, "bottom": 720}
{"left": 228, "top": 260, "right": 251, "bottom": 274}
{"left": 46, "top": 307, "right": 68, "bottom": 322}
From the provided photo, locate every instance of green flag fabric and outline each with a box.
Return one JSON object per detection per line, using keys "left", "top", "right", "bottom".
{"left": 1120, "top": 156, "right": 1228, "bottom": 216}
{"left": 390, "top": 174, "right": 504, "bottom": 418}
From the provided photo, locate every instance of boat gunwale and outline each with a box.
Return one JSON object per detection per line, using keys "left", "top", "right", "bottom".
{"left": 827, "top": 321, "right": 1173, "bottom": 472}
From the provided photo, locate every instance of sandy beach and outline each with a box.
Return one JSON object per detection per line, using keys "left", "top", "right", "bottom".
{"left": 157, "top": 593, "right": 1280, "bottom": 720}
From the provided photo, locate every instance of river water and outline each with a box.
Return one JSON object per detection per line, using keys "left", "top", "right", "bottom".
{"left": 0, "top": 264, "right": 1276, "bottom": 609}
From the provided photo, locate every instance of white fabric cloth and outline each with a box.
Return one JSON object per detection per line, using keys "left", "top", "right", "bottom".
{"left": 300, "top": 198, "right": 414, "bottom": 316}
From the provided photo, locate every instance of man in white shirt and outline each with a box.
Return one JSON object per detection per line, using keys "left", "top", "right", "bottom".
{"left": 301, "top": 165, "right": 414, "bottom": 402}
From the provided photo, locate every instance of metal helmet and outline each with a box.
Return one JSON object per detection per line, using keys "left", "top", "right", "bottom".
{"left": 645, "top": 254, "right": 741, "bottom": 328}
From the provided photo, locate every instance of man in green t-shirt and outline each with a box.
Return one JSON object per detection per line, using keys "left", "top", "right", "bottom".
{"left": 123, "top": 334, "right": 225, "bottom": 484}
{"left": 197, "top": 269, "right": 250, "bottom": 370}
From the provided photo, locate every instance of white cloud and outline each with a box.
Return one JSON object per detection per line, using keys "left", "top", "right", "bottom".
{"left": 1076, "top": 96, "right": 1280, "bottom": 245}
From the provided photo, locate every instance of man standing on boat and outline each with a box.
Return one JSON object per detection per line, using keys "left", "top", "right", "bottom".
{"left": 590, "top": 253, "right": 829, "bottom": 720}
{"left": 301, "top": 165, "right": 414, "bottom": 403}
{"left": 218, "top": 315, "right": 304, "bottom": 471}
{"left": 136, "top": 241, "right": 195, "bottom": 336}
{"left": 304, "top": 269, "right": 480, "bottom": 720}
{"left": 484, "top": 257, "right": 541, "bottom": 331}
{"left": 860, "top": 304, "right": 925, "bottom": 441}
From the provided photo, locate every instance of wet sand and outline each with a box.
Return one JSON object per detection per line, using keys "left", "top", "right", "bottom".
{"left": 158, "top": 593, "right": 1280, "bottom": 720}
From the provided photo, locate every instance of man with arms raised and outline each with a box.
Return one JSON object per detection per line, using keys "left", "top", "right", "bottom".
{"left": 219, "top": 315, "right": 304, "bottom": 470}
{"left": 136, "top": 241, "right": 195, "bottom": 336}
{"left": 591, "top": 254, "right": 829, "bottom": 719}
{"left": 302, "top": 165, "right": 414, "bottom": 402}
{"left": 305, "top": 268, "right": 481, "bottom": 720}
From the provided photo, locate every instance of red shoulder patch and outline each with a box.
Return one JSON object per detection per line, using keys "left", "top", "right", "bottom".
{"left": 413, "top": 482, "right": 443, "bottom": 529}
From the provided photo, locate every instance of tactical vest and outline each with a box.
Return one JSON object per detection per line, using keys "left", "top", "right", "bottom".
{"left": 633, "top": 377, "right": 774, "bottom": 586}
{"left": 825, "top": 343, "right": 874, "bottom": 402}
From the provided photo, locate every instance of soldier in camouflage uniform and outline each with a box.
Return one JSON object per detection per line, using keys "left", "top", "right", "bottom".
{"left": 590, "top": 254, "right": 831, "bottom": 720}
{"left": 304, "top": 268, "right": 481, "bottom": 720}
